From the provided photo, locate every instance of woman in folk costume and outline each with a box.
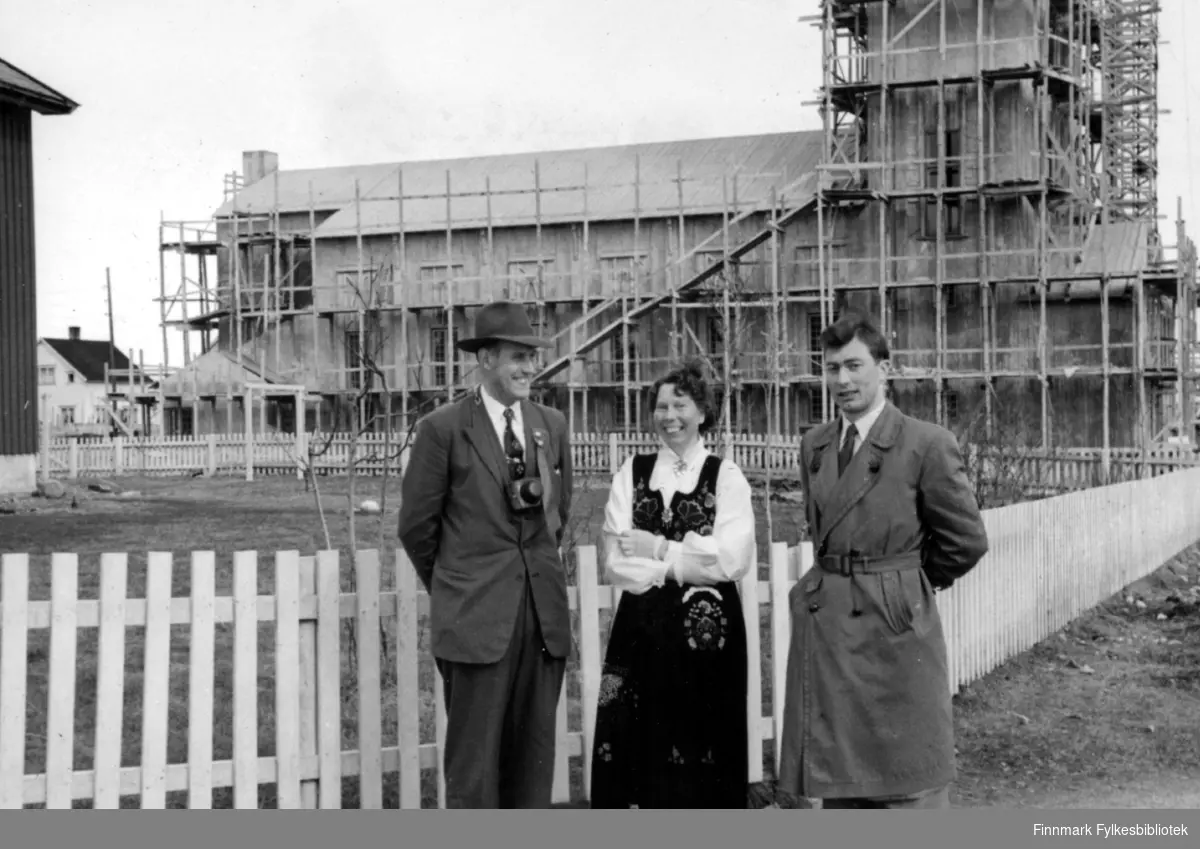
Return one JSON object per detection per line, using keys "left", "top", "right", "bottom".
{"left": 589, "top": 361, "right": 757, "bottom": 809}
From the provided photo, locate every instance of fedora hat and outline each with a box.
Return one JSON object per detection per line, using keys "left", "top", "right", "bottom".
{"left": 457, "top": 300, "right": 552, "bottom": 353}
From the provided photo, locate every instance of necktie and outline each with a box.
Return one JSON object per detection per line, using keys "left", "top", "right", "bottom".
{"left": 838, "top": 422, "right": 858, "bottom": 477}
{"left": 503, "top": 408, "right": 525, "bottom": 479}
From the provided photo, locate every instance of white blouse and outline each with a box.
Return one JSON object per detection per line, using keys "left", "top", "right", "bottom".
{"left": 601, "top": 439, "right": 758, "bottom": 594}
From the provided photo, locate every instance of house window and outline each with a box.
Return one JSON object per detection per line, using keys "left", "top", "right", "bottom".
{"left": 431, "top": 324, "right": 462, "bottom": 386}
{"left": 68, "top": 372, "right": 76, "bottom": 383}
{"left": 59, "top": 406, "right": 76, "bottom": 426}
{"left": 39, "top": 365, "right": 54, "bottom": 385}
{"left": 794, "top": 246, "right": 818, "bottom": 289}
{"left": 506, "top": 258, "right": 554, "bottom": 300}
{"left": 611, "top": 334, "right": 638, "bottom": 383}
{"left": 417, "top": 264, "right": 465, "bottom": 285}
{"left": 943, "top": 390, "right": 960, "bottom": 423}
{"left": 809, "top": 390, "right": 826, "bottom": 423}
{"left": 921, "top": 105, "right": 964, "bottom": 239}
{"left": 600, "top": 254, "right": 644, "bottom": 293}
{"left": 612, "top": 392, "right": 628, "bottom": 429}
{"left": 808, "top": 312, "right": 825, "bottom": 372}
{"left": 345, "top": 330, "right": 364, "bottom": 390}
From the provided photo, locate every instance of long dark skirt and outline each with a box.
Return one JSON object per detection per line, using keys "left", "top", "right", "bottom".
{"left": 589, "top": 580, "right": 749, "bottom": 809}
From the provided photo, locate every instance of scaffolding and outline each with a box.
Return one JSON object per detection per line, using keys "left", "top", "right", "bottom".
{"left": 804, "top": 0, "right": 1194, "bottom": 454}
{"left": 154, "top": 0, "right": 1195, "bottom": 452}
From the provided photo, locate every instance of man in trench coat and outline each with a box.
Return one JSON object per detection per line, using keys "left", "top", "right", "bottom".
{"left": 398, "top": 301, "right": 573, "bottom": 808}
{"left": 778, "top": 312, "right": 989, "bottom": 809}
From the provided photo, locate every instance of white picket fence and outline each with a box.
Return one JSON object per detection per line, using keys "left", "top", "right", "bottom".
{"left": 2, "top": 466, "right": 1198, "bottom": 808}
{"left": 39, "top": 431, "right": 1199, "bottom": 493}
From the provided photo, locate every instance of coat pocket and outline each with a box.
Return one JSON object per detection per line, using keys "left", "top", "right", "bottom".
{"left": 788, "top": 572, "right": 823, "bottom": 615}
{"left": 878, "top": 569, "right": 933, "bottom": 636}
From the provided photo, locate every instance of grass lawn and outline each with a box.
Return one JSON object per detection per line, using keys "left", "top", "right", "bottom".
{"left": 2, "top": 472, "right": 1197, "bottom": 808}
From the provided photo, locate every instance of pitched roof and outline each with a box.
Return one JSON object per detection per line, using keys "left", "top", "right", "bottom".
{"left": 42, "top": 338, "right": 133, "bottom": 382}
{"left": 0, "top": 57, "right": 78, "bottom": 115}
{"left": 216, "top": 130, "right": 825, "bottom": 237}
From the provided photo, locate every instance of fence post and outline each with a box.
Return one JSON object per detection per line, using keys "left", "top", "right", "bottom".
{"left": 207, "top": 434, "right": 217, "bottom": 477}
{"left": 244, "top": 393, "right": 254, "bottom": 482}
{"left": 609, "top": 432, "right": 619, "bottom": 475}
{"left": 113, "top": 437, "right": 124, "bottom": 476}
{"left": 40, "top": 400, "right": 50, "bottom": 480}
{"left": 67, "top": 439, "right": 78, "bottom": 479}
{"left": 298, "top": 555, "right": 319, "bottom": 808}
{"left": 1100, "top": 447, "right": 1110, "bottom": 486}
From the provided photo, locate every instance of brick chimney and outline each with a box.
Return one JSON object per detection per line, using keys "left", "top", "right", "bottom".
{"left": 242, "top": 150, "right": 280, "bottom": 186}
{"left": 68, "top": 326, "right": 80, "bottom": 340}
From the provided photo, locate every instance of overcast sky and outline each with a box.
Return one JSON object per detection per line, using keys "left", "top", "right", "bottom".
{"left": 4, "top": 0, "right": 1198, "bottom": 369}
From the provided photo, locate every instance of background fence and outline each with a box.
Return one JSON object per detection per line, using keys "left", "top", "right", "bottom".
{"left": 2, "top": 466, "right": 1199, "bottom": 808}
{"left": 35, "top": 431, "right": 1200, "bottom": 492}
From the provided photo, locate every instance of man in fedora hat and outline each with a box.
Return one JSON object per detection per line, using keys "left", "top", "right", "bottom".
{"left": 398, "top": 300, "right": 574, "bottom": 808}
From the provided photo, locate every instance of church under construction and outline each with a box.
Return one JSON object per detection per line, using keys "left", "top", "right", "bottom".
{"left": 154, "top": 0, "right": 1196, "bottom": 454}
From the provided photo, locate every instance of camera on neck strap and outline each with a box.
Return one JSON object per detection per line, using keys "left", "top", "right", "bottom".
{"left": 508, "top": 476, "right": 544, "bottom": 513}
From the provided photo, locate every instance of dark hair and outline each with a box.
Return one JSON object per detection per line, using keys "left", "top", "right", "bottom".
{"left": 650, "top": 358, "right": 716, "bottom": 433}
{"left": 819, "top": 311, "right": 890, "bottom": 362}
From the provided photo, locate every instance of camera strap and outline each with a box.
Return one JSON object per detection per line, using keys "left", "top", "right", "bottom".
{"left": 537, "top": 441, "right": 561, "bottom": 538}
{"left": 528, "top": 405, "right": 562, "bottom": 539}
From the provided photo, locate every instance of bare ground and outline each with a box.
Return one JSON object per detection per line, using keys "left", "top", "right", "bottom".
{"left": 2, "top": 473, "right": 1197, "bottom": 808}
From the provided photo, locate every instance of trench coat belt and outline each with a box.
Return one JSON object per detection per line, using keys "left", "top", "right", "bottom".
{"left": 816, "top": 550, "right": 923, "bottom": 577}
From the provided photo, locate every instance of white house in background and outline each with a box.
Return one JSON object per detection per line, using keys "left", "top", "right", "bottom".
{"left": 37, "top": 327, "right": 158, "bottom": 437}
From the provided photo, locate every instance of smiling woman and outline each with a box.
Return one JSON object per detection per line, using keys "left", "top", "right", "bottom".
{"left": 589, "top": 359, "right": 758, "bottom": 809}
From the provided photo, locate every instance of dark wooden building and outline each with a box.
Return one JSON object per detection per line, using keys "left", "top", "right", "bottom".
{"left": 0, "top": 57, "right": 78, "bottom": 494}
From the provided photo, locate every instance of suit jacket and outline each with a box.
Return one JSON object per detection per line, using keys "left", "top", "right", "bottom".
{"left": 778, "top": 400, "right": 990, "bottom": 799}
{"left": 397, "top": 390, "right": 573, "bottom": 665}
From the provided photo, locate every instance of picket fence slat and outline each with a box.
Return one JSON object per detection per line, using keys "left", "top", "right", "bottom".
{"left": 140, "top": 553, "right": 172, "bottom": 808}
{"left": 575, "top": 545, "right": 602, "bottom": 801}
{"left": 315, "top": 552, "right": 341, "bottom": 809}
{"left": 740, "top": 565, "right": 763, "bottom": 784}
{"left": 187, "top": 553, "right": 215, "bottom": 810}
{"left": 355, "top": 551, "right": 384, "bottom": 810}
{"left": 433, "top": 663, "right": 448, "bottom": 809}
{"left": 552, "top": 685, "right": 569, "bottom": 804}
{"left": 273, "top": 552, "right": 302, "bottom": 809}
{"left": 0, "top": 556, "right": 29, "bottom": 809}
{"left": 233, "top": 552, "right": 258, "bottom": 808}
{"left": 94, "top": 554, "right": 128, "bottom": 809}
{"left": 45, "top": 554, "right": 79, "bottom": 809}
{"left": 297, "top": 556, "right": 319, "bottom": 808}
{"left": 3, "top": 467, "right": 1200, "bottom": 809}
{"left": 394, "top": 557, "right": 421, "bottom": 810}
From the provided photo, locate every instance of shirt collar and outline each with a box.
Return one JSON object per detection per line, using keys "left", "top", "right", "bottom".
{"left": 479, "top": 383, "right": 520, "bottom": 421}
{"left": 659, "top": 437, "right": 708, "bottom": 470}
{"left": 842, "top": 397, "right": 885, "bottom": 444}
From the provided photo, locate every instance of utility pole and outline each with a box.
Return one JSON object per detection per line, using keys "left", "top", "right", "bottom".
{"left": 107, "top": 268, "right": 117, "bottom": 421}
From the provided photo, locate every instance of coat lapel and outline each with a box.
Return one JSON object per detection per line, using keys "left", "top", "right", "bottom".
{"left": 816, "top": 402, "right": 903, "bottom": 551}
{"left": 521, "top": 400, "right": 539, "bottom": 480}
{"left": 460, "top": 393, "right": 509, "bottom": 492}
{"left": 806, "top": 422, "right": 839, "bottom": 524}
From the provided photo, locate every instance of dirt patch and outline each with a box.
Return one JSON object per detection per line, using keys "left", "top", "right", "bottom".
{"left": 949, "top": 545, "right": 1200, "bottom": 808}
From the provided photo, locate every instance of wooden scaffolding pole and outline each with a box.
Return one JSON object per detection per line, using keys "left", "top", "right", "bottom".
{"left": 273, "top": 169, "right": 282, "bottom": 380}
{"left": 445, "top": 170, "right": 456, "bottom": 403}
{"left": 674, "top": 158, "right": 684, "bottom": 363}
{"left": 934, "top": 0, "right": 947, "bottom": 428}
{"left": 398, "top": 168, "right": 408, "bottom": 429}
{"left": 720, "top": 176, "right": 734, "bottom": 450}
{"left": 769, "top": 185, "right": 782, "bottom": 436}
{"left": 158, "top": 213, "right": 170, "bottom": 372}
{"left": 581, "top": 163, "right": 591, "bottom": 432}
{"left": 177, "top": 221, "right": 191, "bottom": 365}
{"left": 355, "top": 178, "right": 367, "bottom": 427}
